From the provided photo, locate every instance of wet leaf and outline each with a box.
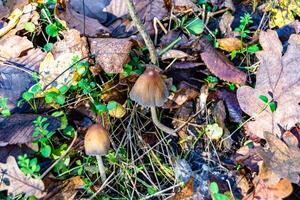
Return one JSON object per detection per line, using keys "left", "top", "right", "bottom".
{"left": 89, "top": 38, "right": 132, "bottom": 73}
{"left": 200, "top": 38, "right": 247, "bottom": 84}
{"left": 0, "top": 156, "right": 45, "bottom": 198}
{"left": 237, "top": 30, "right": 300, "bottom": 138}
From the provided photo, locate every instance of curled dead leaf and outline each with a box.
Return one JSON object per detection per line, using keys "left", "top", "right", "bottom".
{"left": 217, "top": 38, "right": 242, "bottom": 52}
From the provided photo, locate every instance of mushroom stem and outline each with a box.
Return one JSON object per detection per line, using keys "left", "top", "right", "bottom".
{"left": 150, "top": 107, "right": 177, "bottom": 136}
{"left": 125, "top": 0, "right": 158, "bottom": 65}
{"left": 96, "top": 155, "right": 106, "bottom": 182}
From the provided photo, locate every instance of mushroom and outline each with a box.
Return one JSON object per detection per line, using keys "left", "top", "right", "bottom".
{"left": 84, "top": 124, "right": 110, "bottom": 182}
{"left": 129, "top": 65, "right": 177, "bottom": 136}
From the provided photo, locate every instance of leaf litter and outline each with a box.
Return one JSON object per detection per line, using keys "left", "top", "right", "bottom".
{"left": 0, "top": 0, "right": 299, "bottom": 199}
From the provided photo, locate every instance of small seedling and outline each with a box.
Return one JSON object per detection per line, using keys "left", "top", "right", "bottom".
{"left": 17, "top": 154, "right": 40, "bottom": 178}
{"left": 209, "top": 182, "right": 231, "bottom": 200}
{"left": 0, "top": 97, "right": 11, "bottom": 117}
{"left": 259, "top": 95, "right": 277, "bottom": 112}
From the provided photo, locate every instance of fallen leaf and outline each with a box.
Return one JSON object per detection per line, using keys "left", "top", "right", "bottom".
{"left": 200, "top": 38, "right": 247, "bottom": 84}
{"left": 0, "top": 35, "right": 32, "bottom": 58}
{"left": 43, "top": 176, "right": 84, "bottom": 200}
{"left": 161, "top": 49, "right": 192, "bottom": 61}
{"left": 237, "top": 30, "right": 300, "bottom": 138}
{"left": 217, "top": 38, "right": 242, "bottom": 52}
{"left": 166, "top": 82, "right": 199, "bottom": 107}
{"left": 234, "top": 144, "right": 261, "bottom": 172}
{"left": 265, "top": 0, "right": 300, "bottom": 28}
{"left": 108, "top": 102, "right": 126, "bottom": 118}
{"left": 171, "top": 176, "right": 194, "bottom": 200}
{"left": 206, "top": 123, "right": 223, "bottom": 140}
{"left": 213, "top": 89, "right": 243, "bottom": 123}
{"left": 243, "top": 177, "right": 293, "bottom": 200}
{"left": 57, "top": 1, "right": 110, "bottom": 37}
{"left": 0, "top": 156, "right": 45, "bottom": 198}
{"left": 39, "top": 29, "right": 89, "bottom": 89}
{"left": 172, "top": 0, "right": 199, "bottom": 13}
{"left": 257, "top": 132, "right": 300, "bottom": 185}
{"left": 0, "top": 114, "right": 60, "bottom": 146}
{"left": 89, "top": 38, "right": 132, "bottom": 73}
{"left": 172, "top": 61, "right": 203, "bottom": 69}
{"left": 0, "top": 8, "right": 22, "bottom": 37}
{"left": 133, "top": 0, "right": 168, "bottom": 36}
{"left": 0, "top": 38, "right": 45, "bottom": 110}
{"left": 0, "top": 145, "right": 33, "bottom": 163}
{"left": 219, "top": 12, "right": 234, "bottom": 37}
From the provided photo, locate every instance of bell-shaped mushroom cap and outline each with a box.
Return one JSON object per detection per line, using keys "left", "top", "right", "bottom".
{"left": 84, "top": 124, "right": 110, "bottom": 156}
{"left": 129, "top": 65, "right": 169, "bottom": 107}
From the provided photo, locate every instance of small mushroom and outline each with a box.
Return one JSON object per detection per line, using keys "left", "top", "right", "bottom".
{"left": 129, "top": 65, "right": 177, "bottom": 136}
{"left": 84, "top": 124, "right": 110, "bottom": 182}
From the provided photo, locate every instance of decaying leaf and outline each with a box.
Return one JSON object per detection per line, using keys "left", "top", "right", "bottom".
{"left": 257, "top": 132, "right": 300, "bottom": 185}
{"left": 57, "top": 1, "right": 110, "bottom": 37}
{"left": 244, "top": 177, "right": 293, "bottom": 200}
{"left": 0, "top": 114, "right": 60, "bottom": 146}
{"left": 219, "top": 12, "right": 234, "bottom": 36}
{"left": 89, "top": 38, "right": 132, "bottom": 73}
{"left": 0, "top": 156, "right": 45, "bottom": 198}
{"left": 134, "top": 0, "right": 168, "bottom": 36}
{"left": 217, "top": 38, "right": 242, "bottom": 52}
{"left": 43, "top": 176, "right": 85, "bottom": 200}
{"left": 161, "top": 49, "right": 192, "bottom": 61}
{"left": 265, "top": 0, "right": 300, "bottom": 28}
{"left": 0, "top": 8, "right": 22, "bottom": 37}
{"left": 200, "top": 38, "right": 247, "bottom": 84}
{"left": 171, "top": 176, "right": 194, "bottom": 200}
{"left": 39, "top": 29, "right": 89, "bottom": 89}
{"left": 0, "top": 35, "right": 32, "bottom": 58}
{"left": 237, "top": 30, "right": 300, "bottom": 138}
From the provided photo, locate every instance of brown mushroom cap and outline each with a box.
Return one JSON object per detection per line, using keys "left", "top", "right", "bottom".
{"left": 129, "top": 65, "right": 169, "bottom": 107}
{"left": 84, "top": 124, "right": 110, "bottom": 156}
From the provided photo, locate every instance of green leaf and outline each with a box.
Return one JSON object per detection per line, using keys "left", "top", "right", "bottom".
{"left": 22, "top": 92, "right": 34, "bottom": 102}
{"left": 24, "top": 22, "right": 35, "bottom": 33}
{"left": 185, "top": 18, "right": 204, "bottom": 35}
{"left": 30, "top": 83, "right": 42, "bottom": 94}
{"left": 46, "top": 24, "right": 58, "bottom": 37}
{"left": 41, "top": 145, "right": 51, "bottom": 158}
{"left": 43, "top": 43, "right": 54, "bottom": 52}
{"left": 259, "top": 95, "right": 269, "bottom": 103}
{"left": 107, "top": 101, "right": 118, "bottom": 111}
{"left": 209, "top": 182, "right": 219, "bottom": 194}
{"left": 59, "top": 85, "right": 69, "bottom": 94}
{"left": 45, "top": 92, "right": 58, "bottom": 104}
{"left": 1, "top": 109, "right": 11, "bottom": 117}
{"left": 56, "top": 95, "right": 65, "bottom": 105}
{"left": 269, "top": 102, "right": 277, "bottom": 112}
{"left": 247, "top": 44, "right": 260, "bottom": 53}
{"left": 214, "top": 193, "right": 230, "bottom": 200}
{"left": 95, "top": 103, "right": 107, "bottom": 113}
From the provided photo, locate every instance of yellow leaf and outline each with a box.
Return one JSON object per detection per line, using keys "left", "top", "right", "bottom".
{"left": 108, "top": 103, "right": 126, "bottom": 118}
{"left": 217, "top": 38, "right": 242, "bottom": 52}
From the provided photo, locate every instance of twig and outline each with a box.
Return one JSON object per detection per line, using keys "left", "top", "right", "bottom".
{"left": 125, "top": 0, "right": 158, "bottom": 65}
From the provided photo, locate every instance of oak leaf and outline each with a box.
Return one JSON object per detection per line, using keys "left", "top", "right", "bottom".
{"left": 0, "top": 156, "right": 45, "bottom": 198}
{"left": 237, "top": 30, "right": 300, "bottom": 138}
{"left": 257, "top": 132, "right": 300, "bottom": 185}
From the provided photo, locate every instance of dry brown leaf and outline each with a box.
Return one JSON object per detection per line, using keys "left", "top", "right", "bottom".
{"left": 219, "top": 12, "right": 234, "bottom": 36}
{"left": 89, "top": 38, "right": 132, "bottom": 73}
{"left": 256, "top": 132, "right": 300, "bottom": 185}
{"left": 200, "top": 38, "right": 247, "bottom": 84}
{"left": 0, "top": 156, "right": 45, "bottom": 198}
{"left": 39, "top": 29, "right": 89, "bottom": 89}
{"left": 237, "top": 30, "right": 300, "bottom": 139}
{"left": 243, "top": 177, "right": 293, "bottom": 200}
{"left": 0, "top": 35, "right": 32, "bottom": 58}
{"left": 217, "top": 38, "right": 242, "bottom": 52}
{"left": 57, "top": 1, "right": 110, "bottom": 37}
{"left": 161, "top": 49, "right": 191, "bottom": 61}
{"left": 171, "top": 176, "right": 194, "bottom": 200}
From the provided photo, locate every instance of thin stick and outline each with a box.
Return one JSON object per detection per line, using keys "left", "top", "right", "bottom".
{"left": 125, "top": 0, "right": 158, "bottom": 65}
